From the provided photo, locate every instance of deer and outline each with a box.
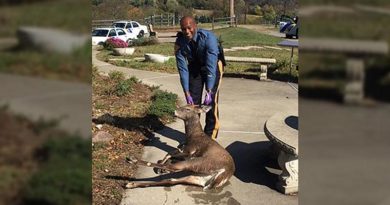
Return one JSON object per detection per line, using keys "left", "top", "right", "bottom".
{"left": 125, "top": 105, "right": 235, "bottom": 190}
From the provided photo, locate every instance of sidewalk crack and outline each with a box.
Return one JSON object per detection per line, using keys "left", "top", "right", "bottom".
{"left": 163, "top": 192, "right": 168, "bottom": 205}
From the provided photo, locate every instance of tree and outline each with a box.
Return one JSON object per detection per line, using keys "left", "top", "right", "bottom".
{"left": 262, "top": 4, "right": 276, "bottom": 22}
{"left": 253, "top": 5, "right": 262, "bottom": 15}
{"left": 166, "top": 0, "right": 179, "bottom": 12}
{"left": 234, "top": 0, "right": 246, "bottom": 23}
{"left": 127, "top": 6, "right": 145, "bottom": 19}
{"left": 92, "top": 0, "right": 131, "bottom": 20}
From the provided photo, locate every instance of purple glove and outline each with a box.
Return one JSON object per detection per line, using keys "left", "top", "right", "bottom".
{"left": 186, "top": 95, "right": 194, "bottom": 105}
{"left": 203, "top": 91, "right": 213, "bottom": 105}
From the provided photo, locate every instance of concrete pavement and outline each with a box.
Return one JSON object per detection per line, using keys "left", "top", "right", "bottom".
{"left": 0, "top": 73, "right": 91, "bottom": 138}
{"left": 93, "top": 48, "right": 298, "bottom": 205}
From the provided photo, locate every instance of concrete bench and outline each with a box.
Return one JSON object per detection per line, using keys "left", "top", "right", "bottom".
{"left": 225, "top": 56, "right": 276, "bottom": 80}
{"left": 264, "top": 110, "right": 298, "bottom": 194}
{"left": 300, "top": 38, "right": 388, "bottom": 104}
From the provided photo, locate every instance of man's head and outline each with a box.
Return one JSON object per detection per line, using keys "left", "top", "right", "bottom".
{"left": 180, "top": 16, "right": 197, "bottom": 41}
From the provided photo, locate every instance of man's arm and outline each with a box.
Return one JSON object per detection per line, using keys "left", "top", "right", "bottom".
{"left": 204, "top": 33, "right": 219, "bottom": 91}
{"left": 175, "top": 41, "right": 190, "bottom": 93}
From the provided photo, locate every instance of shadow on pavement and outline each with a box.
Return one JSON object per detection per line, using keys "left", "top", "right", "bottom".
{"left": 226, "top": 141, "right": 280, "bottom": 191}
{"left": 223, "top": 71, "right": 298, "bottom": 83}
{"left": 155, "top": 126, "right": 186, "bottom": 147}
{"left": 105, "top": 171, "right": 193, "bottom": 183}
{"left": 93, "top": 113, "right": 184, "bottom": 153}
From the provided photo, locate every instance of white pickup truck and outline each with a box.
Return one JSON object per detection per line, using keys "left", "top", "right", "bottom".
{"left": 112, "top": 21, "right": 149, "bottom": 39}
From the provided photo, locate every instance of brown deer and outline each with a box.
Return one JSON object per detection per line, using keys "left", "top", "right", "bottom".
{"left": 125, "top": 105, "right": 235, "bottom": 190}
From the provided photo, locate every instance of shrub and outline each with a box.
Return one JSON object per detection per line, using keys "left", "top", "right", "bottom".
{"left": 114, "top": 77, "right": 138, "bottom": 96}
{"left": 148, "top": 90, "right": 177, "bottom": 119}
{"left": 108, "top": 71, "right": 125, "bottom": 81}
{"left": 130, "top": 37, "right": 158, "bottom": 47}
{"left": 22, "top": 136, "right": 91, "bottom": 205}
{"left": 104, "top": 38, "right": 128, "bottom": 50}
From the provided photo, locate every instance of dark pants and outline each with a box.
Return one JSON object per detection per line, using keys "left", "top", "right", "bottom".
{"left": 188, "top": 61, "right": 224, "bottom": 139}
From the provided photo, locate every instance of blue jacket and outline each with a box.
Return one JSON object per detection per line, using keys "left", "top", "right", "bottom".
{"left": 175, "top": 29, "right": 219, "bottom": 92}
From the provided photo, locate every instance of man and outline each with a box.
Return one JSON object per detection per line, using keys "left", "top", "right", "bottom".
{"left": 175, "top": 16, "right": 224, "bottom": 139}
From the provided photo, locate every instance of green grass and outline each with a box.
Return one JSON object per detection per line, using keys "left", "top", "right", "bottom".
{"left": 97, "top": 27, "right": 297, "bottom": 80}
{"left": 300, "top": 0, "right": 390, "bottom": 6}
{"left": 239, "top": 14, "right": 262, "bottom": 24}
{"left": 97, "top": 49, "right": 177, "bottom": 73}
{"left": 0, "top": 0, "right": 90, "bottom": 37}
{"left": 301, "top": 12, "right": 390, "bottom": 42}
{"left": 0, "top": 0, "right": 91, "bottom": 82}
{"left": 133, "top": 43, "right": 175, "bottom": 56}
{"left": 0, "top": 41, "right": 91, "bottom": 82}
{"left": 214, "top": 27, "right": 281, "bottom": 48}
{"left": 299, "top": 7, "right": 390, "bottom": 101}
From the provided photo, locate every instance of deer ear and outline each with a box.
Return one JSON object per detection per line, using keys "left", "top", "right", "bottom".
{"left": 200, "top": 105, "right": 212, "bottom": 113}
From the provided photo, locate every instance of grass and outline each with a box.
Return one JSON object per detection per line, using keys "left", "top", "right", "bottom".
{"left": 300, "top": 0, "right": 390, "bottom": 6}
{"left": 96, "top": 27, "right": 298, "bottom": 80}
{"left": 0, "top": 0, "right": 90, "bottom": 37}
{"left": 238, "top": 14, "right": 262, "bottom": 24}
{"left": 299, "top": 7, "right": 390, "bottom": 101}
{"left": 0, "top": 41, "right": 92, "bottom": 82}
{"left": 0, "top": 0, "right": 91, "bottom": 83}
{"left": 214, "top": 27, "right": 281, "bottom": 48}
{"left": 301, "top": 12, "right": 390, "bottom": 42}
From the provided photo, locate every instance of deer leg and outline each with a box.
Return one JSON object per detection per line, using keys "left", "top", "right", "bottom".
{"left": 127, "top": 156, "right": 192, "bottom": 173}
{"left": 155, "top": 150, "right": 192, "bottom": 174}
{"left": 127, "top": 156, "right": 208, "bottom": 175}
{"left": 127, "top": 156, "right": 177, "bottom": 172}
{"left": 159, "top": 153, "right": 172, "bottom": 165}
{"left": 159, "top": 149, "right": 190, "bottom": 165}
{"left": 125, "top": 175, "right": 209, "bottom": 189}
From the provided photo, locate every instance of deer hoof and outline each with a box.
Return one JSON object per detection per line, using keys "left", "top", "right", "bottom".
{"left": 154, "top": 167, "right": 167, "bottom": 175}
{"left": 125, "top": 182, "right": 137, "bottom": 189}
{"left": 126, "top": 156, "right": 138, "bottom": 164}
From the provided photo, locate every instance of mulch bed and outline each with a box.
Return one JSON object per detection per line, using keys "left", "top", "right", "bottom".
{"left": 92, "top": 72, "right": 167, "bottom": 205}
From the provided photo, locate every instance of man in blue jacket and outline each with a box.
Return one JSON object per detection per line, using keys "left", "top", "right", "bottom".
{"left": 175, "top": 16, "right": 224, "bottom": 139}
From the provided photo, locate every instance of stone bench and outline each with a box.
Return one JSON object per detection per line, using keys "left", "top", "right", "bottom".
{"left": 225, "top": 56, "right": 276, "bottom": 80}
{"left": 300, "top": 38, "right": 388, "bottom": 104}
{"left": 17, "top": 26, "right": 88, "bottom": 54}
{"left": 264, "top": 110, "right": 298, "bottom": 194}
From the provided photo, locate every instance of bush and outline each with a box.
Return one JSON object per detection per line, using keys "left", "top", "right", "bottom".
{"left": 104, "top": 38, "right": 128, "bottom": 50}
{"left": 130, "top": 37, "right": 158, "bottom": 47}
{"left": 22, "top": 136, "right": 91, "bottom": 205}
{"left": 148, "top": 90, "right": 177, "bottom": 119}
{"left": 114, "top": 77, "right": 138, "bottom": 96}
{"left": 109, "top": 71, "right": 125, "bottom": 81}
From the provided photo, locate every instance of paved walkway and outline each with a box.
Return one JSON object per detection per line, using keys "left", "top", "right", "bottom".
{"left": 93, "top": 48, "right": 298, "bottom": 205}
{"left": 0, "top": 73, "right": 91, "bottom": 138}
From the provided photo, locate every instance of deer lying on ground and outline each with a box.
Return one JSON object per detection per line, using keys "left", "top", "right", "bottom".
{"left": 125, "top": 105, "right": 235, "bottom": 190}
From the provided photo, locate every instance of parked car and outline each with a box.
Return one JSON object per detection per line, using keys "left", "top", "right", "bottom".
{"left": 279, "top": 15, "right": 299, "bottom": 39}
{"left": 112, "top": 21, "right": 149, "bottom": 38}
{"left": 277, "top": 15, "right": 294, "bottom": 30}
{"left": 91, "top": 27, "right": 136, "bottom": 46}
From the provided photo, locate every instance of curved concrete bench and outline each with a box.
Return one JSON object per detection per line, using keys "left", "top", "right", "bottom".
{"left": 144, "top": 53, "right": 170, "bottom": 63}
{"left": 264, "top": 110, "right": 298, "bottom": 194}
{"left": 17, "top": 26, "right": 88, "bottom": 54}
{"left": 225, "top": 56, "right": 276, "bottom": 81}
